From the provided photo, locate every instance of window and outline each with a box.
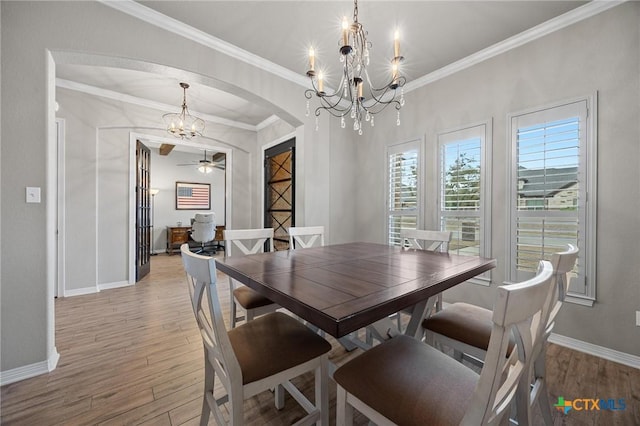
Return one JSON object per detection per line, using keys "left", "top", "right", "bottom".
{"left": 388, "top": 141, "right": 420, "bottom": 246}
{"left": 438, "top": 123, "right": 491, "bottom": 284}
{"left": 509, "top": 97, "right": 596, "bottom": 304}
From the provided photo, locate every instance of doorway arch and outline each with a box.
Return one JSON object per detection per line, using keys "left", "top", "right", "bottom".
{"left": 46, "top": 50, "right": 303, "bottom": 372}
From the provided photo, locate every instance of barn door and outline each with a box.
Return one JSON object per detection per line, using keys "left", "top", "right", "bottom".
{"left": 264, "top": 138, "right": 295, "bottom": 251}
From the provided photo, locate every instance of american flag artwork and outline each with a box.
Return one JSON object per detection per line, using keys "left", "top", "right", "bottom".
{"left": 176, "top": 182, "right": 211, "bottom": 210}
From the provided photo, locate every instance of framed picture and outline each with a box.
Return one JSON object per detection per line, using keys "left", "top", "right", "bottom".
{"left": 176, "top": 181, "right": 211, "bottom": 210}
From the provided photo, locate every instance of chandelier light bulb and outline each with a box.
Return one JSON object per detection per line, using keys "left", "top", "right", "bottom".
{"left": 309, "top": 47, "right": 315, "bottom": 71}
{"left": 342, "top": 17, "right": 349, "bottom": 46}
{"left": 394, "top": 30, "right": 400, "bottom": 58}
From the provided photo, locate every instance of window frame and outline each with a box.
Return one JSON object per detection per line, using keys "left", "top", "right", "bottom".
{"left": 507, "top": 94, "right": 597, "bottom": 305}
{"left": 387, "top": 139, "right": 423, "bottom": 246}
{"left": 437, "top": 121, "right": 492, "bottom": 285}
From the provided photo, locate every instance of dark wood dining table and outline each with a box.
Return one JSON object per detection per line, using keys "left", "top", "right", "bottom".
{"left": 215, "top": 242, "right": 496, "bottom": 339}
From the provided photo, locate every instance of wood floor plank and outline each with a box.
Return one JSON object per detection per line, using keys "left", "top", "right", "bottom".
{"left": 593, "top": 358, "right": 634, "bottom": 425}
{"left": 1, "top": 253, "right": 638, "bottom": 426}
{"left": 629, "top": 365, "right": 640, "bottom": 425}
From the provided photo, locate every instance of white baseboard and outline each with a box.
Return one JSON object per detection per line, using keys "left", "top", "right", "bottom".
{"left": 64, "top": 286, "right": 99, "bottom": 297}
{"left": 549, "top": 333, "right": 640, "bottom": 369}
{"left": 62, "top": 281, "right": 131, "bottom": 297}
{"left": 0, "top": 348, "right": 60, "bottom": 386}
{"left": 99, "top": 280, "right": 132, "bottom": 291}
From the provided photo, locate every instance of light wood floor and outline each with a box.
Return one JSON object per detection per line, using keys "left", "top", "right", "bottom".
{"left": 1, "top": 253, "right": 638, "bottom": 425}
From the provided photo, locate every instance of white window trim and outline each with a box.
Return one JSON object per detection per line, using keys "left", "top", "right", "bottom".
{"left": 387, "top": 139, "right": 423, "bottom": 244}
{"left": 506, "top": 93, "right": 597, "bottom": 306}
{"left": 437, "top": 120, "right": 492, "bottom": 286}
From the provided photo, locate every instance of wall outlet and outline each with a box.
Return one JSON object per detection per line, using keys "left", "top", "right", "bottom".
{"left": 637, "top": 311, "right": 640, "bottom": 327}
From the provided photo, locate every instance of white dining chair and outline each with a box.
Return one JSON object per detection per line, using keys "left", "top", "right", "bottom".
{"left": 180, "top": 244, "right": 331, "bottom": 426}
{"left": 398, "top": 229, "right": 452, "bottom": 314}
{"left": 422, "top": 244, "right": 579, "bottom": 425}
{"left": 288, "top": 226, "right": 326, "bottom": 336}
{"left": 334, "top": 260, "right": 554, "bottom": 426}
{"left": 288, "top": 225, "right": 325, "bottom": 249}
{"left": 224, "top": 228, "right": 280, "bottom": 328}
{"left": 366, "top": 229, "right": 451, "bottom": 344}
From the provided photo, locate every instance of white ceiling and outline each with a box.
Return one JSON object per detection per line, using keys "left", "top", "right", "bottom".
{"left": 56, "top": 0, "right": 592, "bottom": 133}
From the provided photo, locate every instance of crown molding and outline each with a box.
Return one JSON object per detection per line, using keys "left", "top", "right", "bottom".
{"left": 100, "top": 0, "right": 623, "bottom": 96}
{"left": 56, "top": 78, "right": 257, "bottom": 132}
{"left": 404, "top": 0, "right": 625, "bottom": 92}
{"left": 98, "top": 0, "right": 309, "bottom": 89}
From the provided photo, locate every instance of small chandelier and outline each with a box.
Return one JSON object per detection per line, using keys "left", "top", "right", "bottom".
{"left": 305, "top": 0, "right": 406, "bottom": 135}
{"left": 163, "top": 82, "right": 205, "bottom": 139}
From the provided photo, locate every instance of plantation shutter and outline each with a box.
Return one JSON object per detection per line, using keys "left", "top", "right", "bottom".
{"left": 388, "top": 144, "right": 419, "bottom": 246}
{"left": 440, "top": 137, "right": 482, "bottom": 256}
{"left": 510, "top": 100, "right": 588, "bottom": 296}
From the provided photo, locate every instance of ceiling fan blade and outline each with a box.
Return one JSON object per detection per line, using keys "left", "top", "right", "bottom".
{"left": 211, "top": 152, "right": 226, "bottom": 163}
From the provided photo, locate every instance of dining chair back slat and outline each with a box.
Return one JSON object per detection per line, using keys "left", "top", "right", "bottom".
{"left": 224, "top": 228, "right": 274, "bottom": 256}
{"left": 289, "top": 226, "right": 325, "bottom": 249}
{"left": 400, "top": 229, "right": 452, "bottom": 253}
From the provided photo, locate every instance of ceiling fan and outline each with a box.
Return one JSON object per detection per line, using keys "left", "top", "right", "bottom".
{"left": 176, "top": 150, "right": 225, "bottom": 173}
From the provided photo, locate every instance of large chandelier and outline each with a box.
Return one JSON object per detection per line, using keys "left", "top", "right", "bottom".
{"left": 305, "top": 0, "right": 406, "bottom": 135}
{"left": 163, "top": 82, "right": 205, "bottom": 139}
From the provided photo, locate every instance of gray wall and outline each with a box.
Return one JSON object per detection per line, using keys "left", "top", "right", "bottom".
{"left": 353, "top": 3, "right": 640, "bottom": 355}
{"left": 1, "top": 1, "right": 638, "bottom": 377}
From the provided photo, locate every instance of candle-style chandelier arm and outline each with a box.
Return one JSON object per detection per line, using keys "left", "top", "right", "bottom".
{"left": 305, "top": 66, "right": 357, "bottom": 118}
{"left": 360, "top": 70, "right": 406, "bottom": 114}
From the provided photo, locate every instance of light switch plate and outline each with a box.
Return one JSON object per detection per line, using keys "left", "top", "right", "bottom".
{"left": 636, "top": 311, "right": 640, "bottom": 327}
{"left": 26, "top": 187, "right": 41, "bottom": 203}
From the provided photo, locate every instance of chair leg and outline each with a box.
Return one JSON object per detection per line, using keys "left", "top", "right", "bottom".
{"left": 515, "top": 366, "right": 534, "bottom": 426}
{"left": 534, "top": 355, "right": 554, "bottom": 426}
{"left": 230, "top": 300, "right": 237, "bottom": 328}
{"left": 275, "top": 384, "right": 285, "bottom": 410}
{"left": 537, "top": 383, "right": 554, "bottom": 426}
{"left": 436, "top": 292, "right": 443, "bottom": 312}
{"left": 200, "top": 351, "right": 214, "bottom": 426}
{"left": 336, "top": 385, "right": 353, "bottom": 426}
{"left": 199, "top": 397, "right": 210, "bottom": 426}
{"left": 228, "top": 394, "right": 244, "bottom": 425}
{"left": 316, "top": 361, "right": 329, "bottom": 426}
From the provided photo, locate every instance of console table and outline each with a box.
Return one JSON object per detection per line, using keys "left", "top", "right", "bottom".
{"left": 166, "top": 226, "right": 191, "bottom": 255}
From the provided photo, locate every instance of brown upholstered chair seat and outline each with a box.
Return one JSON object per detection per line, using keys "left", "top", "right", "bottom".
{"left": 333, "top": 335, "right": 479, "bottom": 426}
{"left": 232, "top": 285, "right": 275, "bottom": 310}
{"left": 422, "top": 302, "right": 516, "bottom": 355}
{"left": 228, "top": 312, "right": 332, "bottom": 385}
